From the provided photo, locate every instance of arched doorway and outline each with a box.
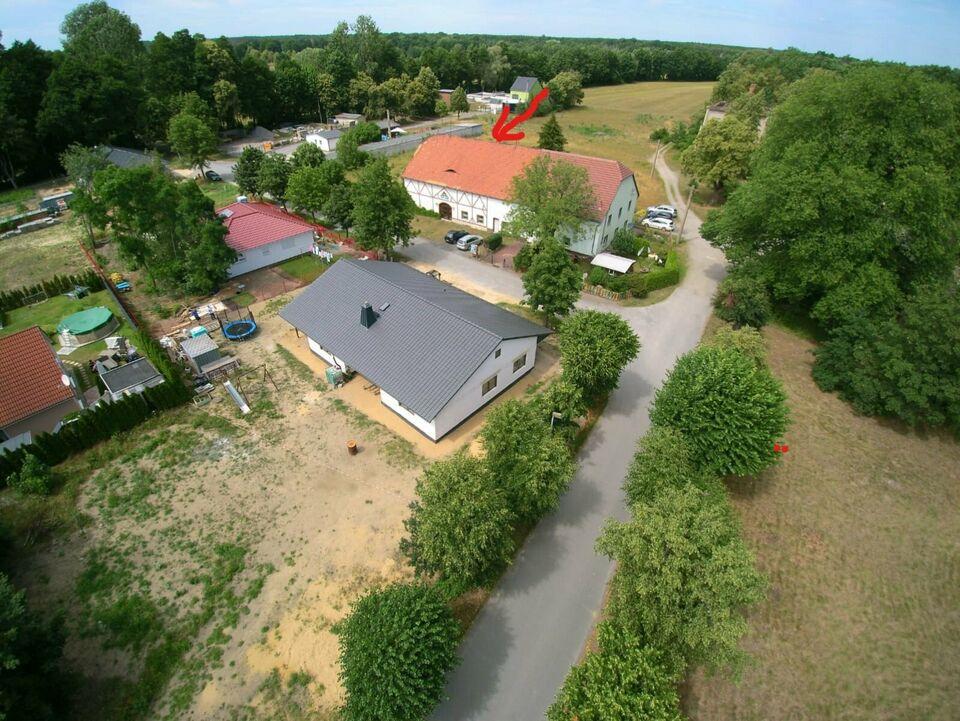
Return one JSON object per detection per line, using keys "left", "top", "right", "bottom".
{"left": 438, "top": 202, "right": 452, "bottom": 220}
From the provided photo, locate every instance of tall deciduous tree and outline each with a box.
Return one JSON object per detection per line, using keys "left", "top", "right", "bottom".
{"left": 232, "top": 146, "right": 265, "bottom": 197}
{"left": 351, "top": 157, "right": 414, "bottom": 257}
{"left": 449, "top": 86, "right": 469, "bottom": 117}
{"left": 650, "top": 345, "right": 789, "bottom": 477}
{"left": 335, "top": 582, "right": 459, "bottom": 721}
{"left": 522, "top": 239, "right": 582, "bottom": 322}
{"left": 622, "top": 426, "right": 718, "bottom": 508}
{"left": 289, "top": 141, "right": 325, "bottom": 171}
{"left": 680, "top": 114, "right": 757, "bottom": 193}
{"left": 547, "top": 70, "right": 584, "bottom": 109}
{"left": 480, "top": 399, "right": 576, "bottom": 524}
{"left": 257, "top": 153, "right": 292, "bottom": 207}
{"left": 211, "top": 79, "right": 239, "bottom": 129}
{"left": 167, "top": 111, "right": 218, "bottom": 175}
{"left": 537, "top": 114, "right": 567, "bottom": 151}
{"left": 286, "top": 166, "right": 328, "bottom": 220}
{"left": 506, "top": 157, "right": 597, "bottom": 243}
{"left": 60, "top": 143, "right": 110, "bottom": 241}
{"left": 401, "top": 452, "right": 515, "bottom": 594}
{"left": 557, "top": 310, "right": 640, "bottom": 401}
{"left": 597, "top": 485, "right": 766, "bottom": 675}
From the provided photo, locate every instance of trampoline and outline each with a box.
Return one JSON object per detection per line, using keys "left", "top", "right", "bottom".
{"left": 223, "top": 319, "right": 258, "bottom": 341}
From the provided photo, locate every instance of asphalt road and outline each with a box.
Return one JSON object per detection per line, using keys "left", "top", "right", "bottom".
{"left": 428, "top": 153, "right": 727, "bottom": 721}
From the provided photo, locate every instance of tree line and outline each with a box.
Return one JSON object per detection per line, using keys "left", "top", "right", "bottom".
{"left": 0, "top": 2, "right": 741, "bottom": 190}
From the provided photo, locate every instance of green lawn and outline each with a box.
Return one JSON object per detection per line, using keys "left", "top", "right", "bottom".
{"left": 277, "top": 254, "right": 332, "bottom": 284}
{"left": 0, "top": 289, "right": 135, "bottom": 362}
{"left": 0, "top": 220, "right": 89, "bottom": 291}
{"left": 198, "top": 178, "right": 241, "bottom": 208}
{"left": 0, "top": 187, "right": 36, "bottom": 207}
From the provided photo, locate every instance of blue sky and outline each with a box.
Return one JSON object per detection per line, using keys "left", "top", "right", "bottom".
{"left": 2, "top": 0, "right": 958, "bottom": 67}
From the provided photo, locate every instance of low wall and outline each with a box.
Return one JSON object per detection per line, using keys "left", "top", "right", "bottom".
{"left": 360, "top": 123, "right": 483, "bottom": 158}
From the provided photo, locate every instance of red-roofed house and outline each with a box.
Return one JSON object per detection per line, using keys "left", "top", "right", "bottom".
{"left": 217, "top": 201, "right": 321, "bottom": 278}
{"left": 402, "top": 136, "right": 639, "bottom": 256}
{"left": 0, "top": 327, "right": 84, "bottom": 446}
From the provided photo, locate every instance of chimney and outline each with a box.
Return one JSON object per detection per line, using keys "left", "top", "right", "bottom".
{"left": 360, "top": 302, "right": 378, "bottom": 328}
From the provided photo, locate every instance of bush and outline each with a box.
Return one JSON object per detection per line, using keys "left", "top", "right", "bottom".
{"left": 650, "top": 345, "right": 789, "bottom": 477}
{"left": 335, "top": 582, "right": 459, "bottom": 721}
{"left": 480, "top": 399, "right": 576, "bottom": 524}
{"left": 530, "top": 379, "right": 586, "bottom": 425}
{"left": 610, "top": 227, "right": 639, "bottom": 258}
{"left": 513, "top": 242, "right": 537, "bottom": 271}
{"left": 400, "top": 453, "right": 515, "bottom": 595}
{"left": 623, "top": 427, "right": 718, "bottom": 507}
{"left": 486, "top": 232, "right": 503, "bottom": 251}
{"left": 547, "top": 621, "right": 682, "bottom": 721}
{"left": 598, "top": 484, "right": 767, "bottom": 676}
{"left": 713, "top": 272, "right": 772, "bottom": 328}
{"left": 7, "top": 453, "right": 54, "bottom": 496}
{"left": 587, "top": 266, "right": 607, "bottom": 286}
{"left": 706, "top": 325, "right": 767, "bottom": 368}
{"left": 558, "top": 310, "right": 640, "bottom": 402}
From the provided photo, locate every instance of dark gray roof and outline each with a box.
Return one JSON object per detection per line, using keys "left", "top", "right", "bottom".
{"left": 180, "top": 335, "right": 218, "bottom": 359}
{"left": 101, "top": 146, "right": 167, "bottom": 170}
{"left": 280, "top": 259, "right": 549, "bottom": 420}
{"left": 311, "top": 129, "right": 341, "bottom": 139}
{"left": 510, "top": 76, "right": 539, "bottom": 93}
{"left": 99, "top": 357, "right": 162, "bottom": 394}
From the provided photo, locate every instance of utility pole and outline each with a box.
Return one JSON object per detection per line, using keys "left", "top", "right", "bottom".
{"left": 650, "top": 139, "right": 662, "bottom": 178}
{"left": 675, "top": 185, "right": 695, "bottom": 244}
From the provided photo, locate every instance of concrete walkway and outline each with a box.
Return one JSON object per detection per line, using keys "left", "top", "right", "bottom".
{"left": 429, "top": 153, "right": 727, "bottom": 720}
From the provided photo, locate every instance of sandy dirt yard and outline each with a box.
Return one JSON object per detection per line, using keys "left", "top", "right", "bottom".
{"left": 17, "top": 293, "right": 427, "bottom": 721}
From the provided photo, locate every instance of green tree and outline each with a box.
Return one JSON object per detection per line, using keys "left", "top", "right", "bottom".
{"left": 680, "top": 114, "right": 757, "bottom": 193}
{"left": 712, "top": 271, "right": 772, "bottom": 328}
{"left": 449, "top": 86, "right": 469, "bottom": 117}
{"left": 597, "top": 484, "right": 766, "bottom": 675}
{"left": 60, "top": 1, "right": 142, "bottom": 63}
{"left": 558, "top": 310, "right": 641, "bottom": 401}
{"left": 650, "top": 345, "right": 789, "bottom": 477}
{"left": 289, "top": 141, "right": 325, "bottom": 171}
{"left": 506, "top": 157, "right": 597, "bottom": 243}
{"left": 351, "top": 121, "right": 382, "bottom": 144}
{"left": 8, "top": 453, "right": 54, "bottom": 495}
{"left": 400, "top": 453, "right": 515, "bottom": 595}
{"left": 406, "top": 66, "right": 441, "bottom": 117}
{"left": 60, "top": 143, "right": 110, "bottom": 241}
{"left": 610, "top": 227, "right": 639, "bottom": 257}
{"left": 547, "top": 71, "right": 584, "bottom": 109}
{"left": 530, "top": 378, "right": 586, "bottom": 426}
{"left": 232, "top": 146, "right": 265, "bottom": 197}
{"left": 323, "top": 184, "right": 354, "bottom": 232}
{"left": 257, "top": 153, "right": 292, "bottom": 207}
{"left": 705, "top": 325, "right": 767, "bottom": 369}
{"left": 335, "top": 582, "right": 459, "bottom": 721}
{"left": 480, "top": 399, "right": 575, "bottom": 524}
{"left": 522, "top": 239, "right": 582, "bottom": 322}
{"left": 167, "top": 111, "right": 218, "bottom": 175}
{"left": 335, "top": 130, "right": 368, "bottom": 170}
{"left": 351, "top": 157, "right": 414, "bottom": 257}
{"left": 537, "top": 114, "right": 567, "bottom": 151}
{"left": 547, "top": 621, "right": 682, "bottom": 721}
{"left": 623, "top": 426, "right": 718, "bottom": 508}
{"left": 287, "top": 166, "right": 327, "bottom": 220}
{"left": 212, "top": 79, "right": 239, "bottom": 129}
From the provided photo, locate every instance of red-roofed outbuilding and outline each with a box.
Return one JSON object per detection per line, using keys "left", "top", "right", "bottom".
{"left": 0, "top": 326, "right": 84, "bottom": 445}
{"left": 402, "top": 136, "right": 639, "bottom": 256}
{"left": 217, "top": 201, "right": 322, "bottom": 278}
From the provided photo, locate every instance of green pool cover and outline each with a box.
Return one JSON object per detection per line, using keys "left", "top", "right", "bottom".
{"left": 57, "top": 306, "right": 114, "bottom": 334}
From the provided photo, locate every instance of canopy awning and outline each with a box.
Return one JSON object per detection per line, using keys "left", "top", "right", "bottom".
{"left": 591, "top": 252, "right": 635, "bottom": 274}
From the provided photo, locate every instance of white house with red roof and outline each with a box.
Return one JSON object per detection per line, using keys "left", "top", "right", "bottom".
{"left": 0, "top": 326, "right": 84, "bottom": 448}
{"left": 402, "top": 136, "right": 639, "bottom": 256}
{"left": 217, "top": 201, "right": 320, "bottom": 278}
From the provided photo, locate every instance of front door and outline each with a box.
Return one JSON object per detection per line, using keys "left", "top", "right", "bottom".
{"left": 493, "top": 217, "right": 500, "bottom": 232}
{"left": 438, "top": 203, "right": 452, "bottom": 220}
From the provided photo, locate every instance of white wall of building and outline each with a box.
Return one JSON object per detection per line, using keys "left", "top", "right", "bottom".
{"left": 227, "top": 229, "right": 316, "bottom": 278}
{"left": 304, "top": 333, "right": 540, "bottom": 441}
{"left": 305, "top": 134, "right": 339, "bottom": 153}
{"left": 404, "top": 176, "right": 638, "bottom": 256}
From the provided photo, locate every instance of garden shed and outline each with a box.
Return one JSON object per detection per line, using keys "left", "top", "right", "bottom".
{"left": 99, "top": 358, "right": 165, "bottom": 402}
{"left": 180, "top": 334, "right": 222, "bottom": 374}
{"left": 591, "top": 252, "right": 635, "bottom": 275}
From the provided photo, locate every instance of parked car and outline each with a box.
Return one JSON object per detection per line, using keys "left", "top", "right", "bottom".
{"left": 646, "top": 204, "right": 677, "bottom": 218}
{"left": 205, "top": 169, "right": 222, "bottom": 182}
{"left": 641, "top": 217, "right": 675, "bottom": 232}
{"left": 444, "top": 229, "right": 468, "bottom": 244}
{"left": 646, "top": 209, "right": 674, "bottom": 220}
{"left": 456, "top": 234, "right": 483, "bottom": 250}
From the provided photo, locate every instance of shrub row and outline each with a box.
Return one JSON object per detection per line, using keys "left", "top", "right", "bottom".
{"left": 587, "top": 251, "right": 682, "bottom": 298}
{"left": 0, "top": 270, "right": 104, "bottom": 313}
{"left": 0, "top": 332, "right": 191, "bottom": 483}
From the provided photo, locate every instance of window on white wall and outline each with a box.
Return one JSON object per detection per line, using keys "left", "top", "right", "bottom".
{"left": 618, "top": 207, "right": 622, "bottom": 219}
{"left": 495, "top": 348, "right": 501, "bottom": 358}
{"left": 512, "top": 353, "right": 527, "bottom": 373}
{"left": 482, "top": 374, "right": 498, "bottom": 396}
{"left": 477, "top": 214, "right": 485, "bottom": 224}
{"left": 461, "top": 210, "right": 469, "bottom": 220}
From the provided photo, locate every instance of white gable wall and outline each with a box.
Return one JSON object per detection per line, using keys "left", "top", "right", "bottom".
{"left": 227, "top": 229, "right": 315, "bottom": 278}
{"left": 306, "top": 134, "right": 339, "bottom": 153}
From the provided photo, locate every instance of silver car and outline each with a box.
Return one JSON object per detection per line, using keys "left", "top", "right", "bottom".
{"left": 646, "top": 204, "right": 678, "bottom": 218}
{"left": 641, "top": 217, "right": 675, "bottom": 232}
{"left": 456, "top": 234, "right": 483, "bottom": 250}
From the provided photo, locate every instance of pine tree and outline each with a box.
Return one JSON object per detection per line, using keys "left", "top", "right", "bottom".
{"left": 538, "top": 114, "right": 567, "bottom": 152}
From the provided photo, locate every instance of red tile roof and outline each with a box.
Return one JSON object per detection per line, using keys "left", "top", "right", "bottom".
{"left": 217, "top": 202, "right": 321, "bottom": 252}
{"left": 401, "top": 136, "right": 636, "bottom": 220}
{"left": 0, "top": 326, "right": 76, "bottom": 429}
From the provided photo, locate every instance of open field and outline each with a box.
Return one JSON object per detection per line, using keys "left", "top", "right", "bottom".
{"left": 0, "top": 219, "right": 89, "bottom": 289}
{"left": 6, "top": 295, "right": 428, "bottom": 721}
{"left": 685, "top": 321, "right": 960, "bottom": 721}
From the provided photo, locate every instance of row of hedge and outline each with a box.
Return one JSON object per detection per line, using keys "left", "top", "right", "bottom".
{"left": 0, "top": 331, "right": 191, "bottom": 483}
{"left": 0, "top": 270, "right": 104, "bottom": 313}
{"left": 589, "top": 251, "right": 683, "bottom": 298}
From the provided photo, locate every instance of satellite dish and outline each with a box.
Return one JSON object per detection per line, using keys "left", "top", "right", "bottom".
{"left": 61, "top": 373, "right": 72, "bottom": 387}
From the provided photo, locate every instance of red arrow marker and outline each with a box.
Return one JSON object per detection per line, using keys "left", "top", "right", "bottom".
{"left": 491, "top": 87, "right": 551, "bottom": 143}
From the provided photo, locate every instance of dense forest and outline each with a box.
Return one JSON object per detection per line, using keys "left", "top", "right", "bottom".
{"left": 0, "top": 2, "right": 747, "bottom": 189}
